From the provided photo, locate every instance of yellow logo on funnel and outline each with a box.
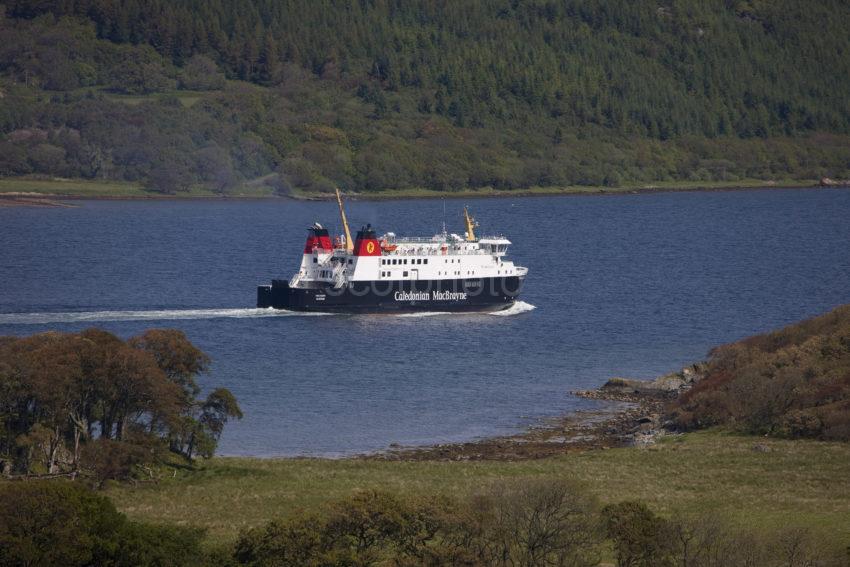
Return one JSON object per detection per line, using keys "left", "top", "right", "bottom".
{"left": 366, "top": 241, "right": 375, "bottom": 254}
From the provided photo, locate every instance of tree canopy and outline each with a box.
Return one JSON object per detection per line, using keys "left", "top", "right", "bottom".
{"left": 0, "top": 328, "right": 241, "bottom": 483}
{"left": 1, "top": 0, "right": 849, "bottom": 194}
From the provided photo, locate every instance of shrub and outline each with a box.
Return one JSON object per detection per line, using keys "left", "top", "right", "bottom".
{"left": 670, "top": 304, "right": 850, "bottom": 440}
{"left": 234, "top": 481, "right": 602, "bottom": 567}
{"left": 0, "top": 482, "right": 206, "bottom": 567}
{"left": 452, "top": 479, "right": 603, "bottom": 567}
{"left": 234, "top": 490, "right": 452, "bottom": 566}
{"left": 0, "top": 482, "right": 124, "bottom": 567}
{"left": 115, "top": 521, "right": 206, "bottom": 567}
{"left": 602, "top": 501, "right": 677, "bottom": 567}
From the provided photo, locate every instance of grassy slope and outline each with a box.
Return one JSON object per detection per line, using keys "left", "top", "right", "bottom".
{"left": 0, "top": 177, "right": 276, "bottom": 198}
{"left": 109, "top": 431, "right": 850, "bottom": 545}
{"left": 0, "top": 176, "right": 820, "bottom": 201}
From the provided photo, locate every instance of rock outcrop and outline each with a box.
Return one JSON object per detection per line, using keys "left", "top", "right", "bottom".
{"left": 573, "top": 364, "right": 706, "bottom": 447}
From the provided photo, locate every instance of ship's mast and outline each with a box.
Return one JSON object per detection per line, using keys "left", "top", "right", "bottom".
{"left": 463, "top": 207, "right": 478, "bottom": 241}
{"left": 335, "top": 187, "right": 354, "bottom": 253}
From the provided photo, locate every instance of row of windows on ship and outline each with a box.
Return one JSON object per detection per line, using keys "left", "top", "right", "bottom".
{"left": 381, "top": 258, "right": 429, "bottom": 266}
{"left": 380, "top": 270, "right": 475, "bottom": 278}
{"left": 380, "top": 257, "right": 477, "bottom": 266}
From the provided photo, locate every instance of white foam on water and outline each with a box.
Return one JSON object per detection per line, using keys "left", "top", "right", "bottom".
{"left": 394, "top": 311, "right": 454, "bottom": 318}
{"left": 488, "top": 300, "right": 536, "bottom": 316}
{"left": 394, "top": 301, "right": 536, "bottom": 318}
{"left": 0, "top": 302, "right": 535, "bottom": 325}
{"left": 0, "top": 307, "right": 327, "bottom": 325}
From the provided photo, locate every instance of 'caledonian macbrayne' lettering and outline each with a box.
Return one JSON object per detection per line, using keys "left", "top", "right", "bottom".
{"left": 394, "top": 290, "right": 468, "bottom": 301}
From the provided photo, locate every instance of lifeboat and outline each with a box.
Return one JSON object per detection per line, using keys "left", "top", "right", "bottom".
{"left": 381, "top": 239, "right": 398, "bottom": 252}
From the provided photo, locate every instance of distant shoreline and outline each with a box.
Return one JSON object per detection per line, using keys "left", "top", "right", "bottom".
{"left": 1, "top": 177, "right": 846, "bottom": 206}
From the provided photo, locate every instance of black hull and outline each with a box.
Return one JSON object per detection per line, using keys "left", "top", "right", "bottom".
{"left": 257, "top": 276, "right": 524, "bottom": 313}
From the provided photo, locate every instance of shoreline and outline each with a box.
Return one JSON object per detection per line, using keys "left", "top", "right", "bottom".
{"left": 229, "top": 368, "right": 699, "bottom": 463}
{"left": 360, "top": 366, "right": 702, "bottom": 461}
{"left": 2, "top": 178, "right": 846, "bottom": 207}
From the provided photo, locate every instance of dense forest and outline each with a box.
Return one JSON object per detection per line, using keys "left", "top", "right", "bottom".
{"left": 0, "top": 329, "right": 241, "bottom": 483}
{"left": 1, "top": 0, "right": 850, "bottom": 194}
{"left": 671, "top": 304, "right": 850, "bottom": 441}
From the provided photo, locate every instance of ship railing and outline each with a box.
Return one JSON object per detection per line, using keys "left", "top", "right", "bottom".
{"left": 391, "top": 236, "right": 444, "bottom": 244}
{"left": 383, "top": 247, "right": 490, "bottom": 257}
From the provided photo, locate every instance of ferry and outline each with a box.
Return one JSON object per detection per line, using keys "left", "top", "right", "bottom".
{"left": 257, "top": 189, "right": 528, "bottom": 313}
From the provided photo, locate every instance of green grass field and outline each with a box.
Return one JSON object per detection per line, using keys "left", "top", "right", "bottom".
{"left": 0, "top": 177, "right": 149, "bottom": 197}
{"left": 0, "top": 177, "right": 276, "bottom": 199}
{"left": 108, "top": 431, "right": 850, "bottom": 546}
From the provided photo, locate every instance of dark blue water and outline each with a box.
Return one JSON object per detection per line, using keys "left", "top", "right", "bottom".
{"left": 2, "top": 188, "right": 849, "bottom": 456}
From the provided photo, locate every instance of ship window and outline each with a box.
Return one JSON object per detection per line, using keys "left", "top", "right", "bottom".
{"left": 403, "top": 259, "right": 408, "bottom": 265}
{"left": 349, "top": 259, "right": 353, "bottom": 264}
{"left": 392, "top": 259, "right": 397, "bottom": 265}
{"left": 313, "top": 258, "right": 318, "bottom": 263}
{"left": 424, "top": 259, "right": 428, "bottom": 264}
{"left": 403, "top": 271, "right": 408, "bottom": 277}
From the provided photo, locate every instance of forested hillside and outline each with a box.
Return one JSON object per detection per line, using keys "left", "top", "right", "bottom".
{"left": 2, "top": 0, "right": 849, "bottom": 194}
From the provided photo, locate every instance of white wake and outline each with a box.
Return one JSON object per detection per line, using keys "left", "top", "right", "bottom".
{"left": 0, "top": 308, "right": 321, "bottom": 325}
{"left": 488, "top": 300, "right": 536, "bottom": 316}
{"left": 395, "top": 300, "right": 536, "bottom": 318}
{"left": 0, "top": 301, "right": 535, "bottom": 325}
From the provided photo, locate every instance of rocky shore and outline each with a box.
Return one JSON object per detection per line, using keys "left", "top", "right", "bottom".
{"left": 371, "top": 365, "right": 705, "bottom": 462}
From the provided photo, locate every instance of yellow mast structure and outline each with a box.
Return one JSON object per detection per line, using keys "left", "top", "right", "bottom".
{"left": 463, "top": 207, "right": 477, "bottom": 241}
{"left": 335, "top": 187, "right": 354, "bottom": 253}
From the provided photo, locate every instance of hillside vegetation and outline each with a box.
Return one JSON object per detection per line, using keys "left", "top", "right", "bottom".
{"left": 2, "top": 0, "right": 850, "bottom": 195}
{"left": 671, "top": 304, "right": 850, "bottom": 440}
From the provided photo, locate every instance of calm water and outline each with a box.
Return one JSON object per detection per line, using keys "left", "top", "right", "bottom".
{"left": 2, "top": 188, "right": 849, "bottom": 456}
